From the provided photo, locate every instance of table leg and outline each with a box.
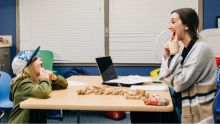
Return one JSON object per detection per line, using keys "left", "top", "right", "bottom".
{"left": 77, "top": 110, "right": 80, "bottom": 124}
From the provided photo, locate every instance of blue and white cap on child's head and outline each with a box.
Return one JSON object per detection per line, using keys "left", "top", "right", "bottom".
{"left": 12, "top": 46, "right": 40, "bottom": 75}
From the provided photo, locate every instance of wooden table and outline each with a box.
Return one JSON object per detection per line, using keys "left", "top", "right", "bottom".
{"left": 20, "top": 76, "right": 173, "bottom": 112}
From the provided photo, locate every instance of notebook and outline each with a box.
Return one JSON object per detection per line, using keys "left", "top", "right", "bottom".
{"left": 95, "top": 56, "right": 146, "bottom": 86}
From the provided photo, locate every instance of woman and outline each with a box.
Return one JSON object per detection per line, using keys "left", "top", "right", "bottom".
{"left": 160, "top": 8, "right": 216, "bottom": 123}
{"left": 8, "top": 47, "right": 68, "bottom": 123}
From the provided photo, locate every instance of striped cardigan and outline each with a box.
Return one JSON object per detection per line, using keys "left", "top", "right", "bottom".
{"left": 159, "top": 41, "right": 217, "bottom": 123}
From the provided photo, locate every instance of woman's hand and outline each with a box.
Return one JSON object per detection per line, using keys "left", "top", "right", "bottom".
{"left": 168, "top": 32, "right": 179, "bottom": 55}
{"left": 163, "top": 41, "right": 171, "bottom": 59}
{"left": 163, "top": 32, "right": 179, "bottom": 58}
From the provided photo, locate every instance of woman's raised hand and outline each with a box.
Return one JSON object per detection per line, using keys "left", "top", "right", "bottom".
{"left": 163, "top": 40, "right": 171, "bottom": 59}
{"left": 169, "top": 32, "right": 179, "bottom": 55}
{"left": 163, "top": 32, "right": 179, "bottom": 58}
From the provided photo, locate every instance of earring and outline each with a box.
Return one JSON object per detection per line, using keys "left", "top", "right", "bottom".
{"left": 185, "top": 27, "right": 188, "bottom": 30}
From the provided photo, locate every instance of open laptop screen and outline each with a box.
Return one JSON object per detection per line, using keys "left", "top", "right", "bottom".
{"left": 96, "top": 56, "right": 118, "bottom": 81}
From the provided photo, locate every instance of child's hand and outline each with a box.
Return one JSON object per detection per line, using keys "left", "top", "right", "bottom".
{"left": 45, "top": 70, "right": 53, "bottom": 75}
{"left": 45, "top": 70, "right": 58, "bottom": 81}
{"left": 39, "top": 68, "right": 50, "bottom": 80}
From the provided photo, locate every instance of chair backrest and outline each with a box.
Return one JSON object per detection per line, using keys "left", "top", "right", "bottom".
{"left": 37, "top": 50, "right": 54, "bottom": 71}
{"left": 155, "top": 30, "right": 172, "bottom": 62}
{"left": 213, "top": 89, "right": 220, "bottom": 123}
{"left": 200, "top": 29, "right": 220, "bottom": 86}
{"left": 0, "top": 71, "right": 12, "bottom": 102}
{"left": 199, "top": 28, "right": 220, "bottom": 57}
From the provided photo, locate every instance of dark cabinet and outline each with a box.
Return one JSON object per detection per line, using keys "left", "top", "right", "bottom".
{"left": 0, "top": 47, "right": 11, "bottom": 73}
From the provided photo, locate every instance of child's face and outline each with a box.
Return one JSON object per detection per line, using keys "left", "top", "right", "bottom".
{"left": 32, "top": 57, "right": 43, "bottom": 74}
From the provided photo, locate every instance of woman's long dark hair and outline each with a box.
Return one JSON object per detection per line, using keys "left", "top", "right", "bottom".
{"left": 171, "top": 8, "right": 199, "bottom": 41}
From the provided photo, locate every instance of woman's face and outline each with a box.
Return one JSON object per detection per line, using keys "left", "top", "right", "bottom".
{"left": 169, "top": 12, "right": 187, "bottom": 41}
{"left": 32, "top": 57, "right": 43, "bottom": 74}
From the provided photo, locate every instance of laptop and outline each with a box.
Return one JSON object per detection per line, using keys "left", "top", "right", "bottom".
{"left": 95, "top": 56, "right": 145, "bottom": 87}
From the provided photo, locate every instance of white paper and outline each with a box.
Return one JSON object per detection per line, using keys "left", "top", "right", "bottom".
{"left": 67, "top": 81, "right": 86, "bottom": 87}
{"left": 105, "top": 75, "right": 153, "bottom": 84}
{"left": 130, "top": 85, "right": 168, "bottom": 91}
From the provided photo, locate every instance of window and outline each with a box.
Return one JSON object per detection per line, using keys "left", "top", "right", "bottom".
{"left": 18, "top": 0, "right": 199, "bottom": 64}
{"left": 19, "top": 0, "right": 104, "bottom": 63}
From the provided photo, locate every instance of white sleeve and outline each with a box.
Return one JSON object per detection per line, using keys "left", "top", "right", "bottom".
{"left": 159, "top": 53, "right": 182, "bottom": 79}
{"left": 159, "top": 47, "right": 203, "bottom": 92}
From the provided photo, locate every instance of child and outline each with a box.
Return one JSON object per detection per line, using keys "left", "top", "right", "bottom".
{"left": 8, "top": 46, "right": 68, "bottom": 123}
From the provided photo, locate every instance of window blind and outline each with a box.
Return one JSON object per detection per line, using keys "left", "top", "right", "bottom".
{"left": 109, "top": 0, "right": 198, "bottom": 63}
{"left": 19, "top": 0, "right": 105, "bottom": 63}
{"left": 19, "top": 0, "right": 198, "bottom": 64}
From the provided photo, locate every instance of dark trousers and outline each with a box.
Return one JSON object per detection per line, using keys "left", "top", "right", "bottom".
{"left": 31, "top": 110, "right": 47, "bottom": 123}
{"left": 130, "top": 111, "right": 180, "bottom": 123}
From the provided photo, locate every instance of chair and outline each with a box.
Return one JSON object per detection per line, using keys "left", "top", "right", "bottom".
{"left": 150, "top": 68, "right": 160, "bottom": 77}
{"left": 213, "top": 88, "right": 220, "bottom": 123}
{"left": 199, "top": 28, "right": 220, "bottom": 70}
{"left": 150, "top": 30, "right": 173, "bottom": 78}
{"left": 37, "top": 50, "right": 54, "bottom": 72}
{"left": 199, "top": 29, "right": 220, "bottom": 58}
{"left": 199, "top": 29, "right": 220, "bottom": 123}
{"left": 0, "top": 71, "right": 13, "bottom": 120}
{"left": 36, "top": 50, "right": 62, "bottom": 120}
{"left": 155, "top": 30, "right": 173, "bottom": 62}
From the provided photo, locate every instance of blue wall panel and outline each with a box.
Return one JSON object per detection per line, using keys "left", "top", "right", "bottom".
{"left": 203, "top": 0, "right": 220, "bottom": 29}
{"left": 0, "top": 0, "right": 16, "bottom": 75}
{"left": 0, "top": 0, "right": 16, "bottom": 62}
{"left": 54, "top": 66, "right": 159, "bottom": 76}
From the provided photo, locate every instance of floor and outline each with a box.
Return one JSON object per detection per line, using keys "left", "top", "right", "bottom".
{"left": 1, "top": 110, "right": 131, "bottom": 124}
